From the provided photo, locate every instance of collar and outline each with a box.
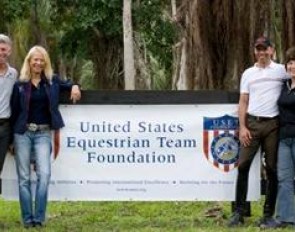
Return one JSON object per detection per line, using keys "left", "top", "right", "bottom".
{"left": 286, "top": 78, "right": 295, "bottom": 92}
{"left": 254, "top": 60, "right": 275, "bottom": 69}
{"left": 0, "top": 63, "right": 10, "bottom": 77}
{"left": 30, "top": 76, "right": 47, "bottom": 89}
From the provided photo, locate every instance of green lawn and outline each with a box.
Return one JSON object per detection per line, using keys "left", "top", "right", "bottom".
{"left": 0, "top": 198, "right": 293, "bottom": 231}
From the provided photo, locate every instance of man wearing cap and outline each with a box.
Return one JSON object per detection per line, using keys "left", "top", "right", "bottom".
{"left": 0, "top": 34, "right": 17, "bottom": 187}
{"left": 228, "top": 36, "right": 287, "bottom": 227}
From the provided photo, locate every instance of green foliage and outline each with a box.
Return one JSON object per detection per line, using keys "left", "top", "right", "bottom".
{"left": 149, "top": 54, "right": 171, "bottom": 90}
{"left": 0, "top": 0, "right": 30, "bottom": 21}
{"left": 79, "top": 60, "right": 95, "bottom": 89}
{"left": 0, "top": 0, "right": 30, "bottom": 31}
{"left": 50, "top": 0, "right": 176, "bottom": 90}
{"left": 134, "top": 0, "right": 177, "bottom": 89}
{"left": 10, "top": 19, "right": 32, "bottom": 69}
{"left": 50, "top": 0, "right": 123, "bottom": 56}
{"left": 3, "top": 0, "right": 177, "bottom": 90}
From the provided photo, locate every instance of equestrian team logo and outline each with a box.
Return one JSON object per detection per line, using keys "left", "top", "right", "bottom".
{"left": 203, "top": 115, "right": 240, "bottom": 172}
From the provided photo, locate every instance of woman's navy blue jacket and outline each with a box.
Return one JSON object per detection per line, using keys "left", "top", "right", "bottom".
{"left": 10, "top": 74, "right": 73, "bottom": 134}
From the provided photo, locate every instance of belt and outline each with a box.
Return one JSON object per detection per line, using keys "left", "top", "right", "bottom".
{"left": 0, "top": 118, "right": 9, "bottom": 125}
{"left": 247, "top": 114, "right": 278, "bottom": 122}
{"left": 27, "top": 123, "right": 50, "bottom": 132}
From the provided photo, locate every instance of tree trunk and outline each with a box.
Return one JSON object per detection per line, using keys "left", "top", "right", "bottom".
{"left": 90, "top": 35, "right": 123, "bottom": 90}
{"left": 175, "top": 37, "right": 188, "bottom": 89}
{"left": 123, "top": 0, "right": 136, "bottom": 90}
{"left": 282, "top": 0, "right": 295, "bottom": 55}
{"left": 174, "top": 0, "right": 274, "bottom": 90}
{"left": 171, "top": 0, "right": 177, "bottom": 17}
{"left": 133, "top": 33, "right": 151, "bottom": 90}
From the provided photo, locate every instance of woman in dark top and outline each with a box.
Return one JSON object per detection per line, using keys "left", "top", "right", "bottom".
{"left": 274, "top": 47, "right": 295, "bottom": 228}
{"left": 11, "top": 46, "right": 81, "bottom": 228}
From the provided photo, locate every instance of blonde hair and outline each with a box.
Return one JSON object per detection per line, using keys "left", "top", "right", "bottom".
{"left": 19, "top": 46, "right": 53, "bottom": 82}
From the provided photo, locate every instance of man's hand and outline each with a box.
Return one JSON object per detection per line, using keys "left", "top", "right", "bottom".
{"left": 239, "top": 126, "right": 252, "bottom": 147}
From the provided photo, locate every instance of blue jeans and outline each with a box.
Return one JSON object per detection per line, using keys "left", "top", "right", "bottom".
{"left": 276, "top": 138, "right": 295, "bottom": 223}
{"left": 14, "top": 130, "right": 51, "bottom": 224}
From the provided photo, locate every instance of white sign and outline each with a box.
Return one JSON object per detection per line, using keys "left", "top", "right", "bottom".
{"left": 1, "top": 104, "right": 260, "bottom": 201}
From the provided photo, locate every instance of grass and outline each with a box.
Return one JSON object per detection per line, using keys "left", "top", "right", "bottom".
{"left": 0, "top": 198, "right": 294, "bottom": 231}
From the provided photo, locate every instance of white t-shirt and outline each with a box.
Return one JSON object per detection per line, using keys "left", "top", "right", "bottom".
{"left": 240, "top": 61, "right": 287, "bottom": 117}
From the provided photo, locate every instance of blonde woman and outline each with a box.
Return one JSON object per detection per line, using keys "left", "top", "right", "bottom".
{"left": 11, "top": 46, "right": 81, "bottom": 228}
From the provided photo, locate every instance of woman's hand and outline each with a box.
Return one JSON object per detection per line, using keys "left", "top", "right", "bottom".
{"left": 70, "top": 85, "right": 81, "bottom": 103}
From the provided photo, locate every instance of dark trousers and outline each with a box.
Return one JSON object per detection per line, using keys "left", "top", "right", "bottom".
{"left": 0, "top": 122, "right": 10, "bottom": 173}
{"left": 235, "top": 116, "right": 279, "bottom": 217}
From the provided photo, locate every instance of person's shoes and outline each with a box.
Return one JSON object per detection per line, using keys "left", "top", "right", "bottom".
{"left": 23, "top": 222, "right": 35, "bottom": 229}
{"left": 259, "top": 218, "right": 281, "bottom": 229}
{"left": 277, "top": 222, "right": 295, "bottom": 228}
{"left": 34, "top": 221, "right": 43, "bottom": 227}
{"left": 255, "top": 216, "right": 268, "bottom": 226}
{"left": 227, "top": 211, "right": 244, "bottom": 227}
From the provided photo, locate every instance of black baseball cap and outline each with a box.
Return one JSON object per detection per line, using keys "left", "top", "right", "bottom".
{"left": 254, "top": 36, "right": 272, "bottom": 49}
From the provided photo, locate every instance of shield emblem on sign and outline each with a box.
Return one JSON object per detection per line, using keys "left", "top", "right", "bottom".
{"left": 203, "top": 115, "right": 240, "bottom": 172}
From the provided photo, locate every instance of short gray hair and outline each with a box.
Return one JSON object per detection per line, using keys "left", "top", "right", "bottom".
{"left": 0, "top": 34, "right": 12, "bottom": 46}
